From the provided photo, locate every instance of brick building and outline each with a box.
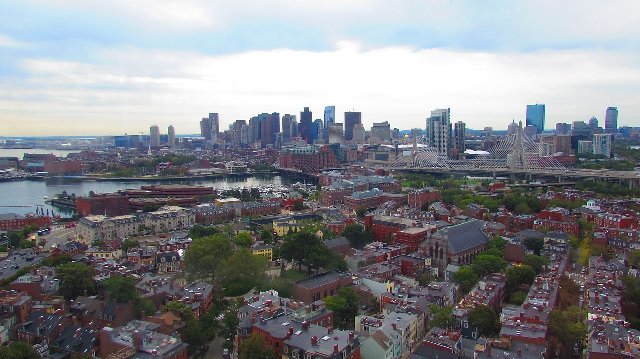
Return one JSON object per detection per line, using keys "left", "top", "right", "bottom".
{"left": 0, "top": 213, "right": 50, "bottom": 231}
{"left": 364, "top": 215, "right": 418, "bottom": 243}
{"left": 76, "top": 194, "right": 131, "bottom": 217}
{"left": 423, "top": 220, "right": 491, "bottom": 272}
{"left": 293, "top": 271, "right": 353, "bottom": 303}
{"left": 407, "top": 188, "right": 441, "bottom": 209}
{"left": 99, "top": 320, "right": 188, "bottom": 359}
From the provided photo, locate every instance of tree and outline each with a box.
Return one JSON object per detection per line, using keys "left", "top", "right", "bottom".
{"left": 188, "top": 225, "right": 219, "bottom": 239}
{"left": 218, "top": 248, "right": 268, "bottom": 296}
{"left": 103, "top": 275, "right": 138, "bottom": 303}
{"left": 184, "top": 233, "right": 232, "bottom": 282}
{"left": 164, "top": 300, "right": 195, "bottom": 321}
{"left": 548, "top": 306, "right": 587, "bottom": 358}
{"left": 137, "top": 298, "right": 157, "bottom": 317}
{"left": 220, "top": 299, "right": 241, "bottom": 351}
{"left": 342, "top": 223, "right": 369, "bottom": 249}
{"left": 417, "top": 273, "right": 433, "bottom": 287}
{"left": 452, "top": 266, "right": 479, "bottom": 294}
{"left": 471, "top": 254, "right": 507, "bottom": 276}
{"left": 57, "top": 262, "right": 96, "bottom": 299}
{"left": 523, "top": 254, "right": 549, "bottom": 274}
{"left": 325, "top": 287, "right": 359, "bottom": 329}
{"left": 292, "top": 201, "right": 304, "bottom": 211}
{"left": 355, "top": 206, "right": 367, "bottom": 218}
{"left": 505, "top": 265, "right": 536, "bottom": 295}
{"left": 509, "top": 291, "right": 528, "bottom": 305}
{"left": 487, "top": 236, "right": 507, "bottom": 252}
{"left": 558, "top": 275, "right": 581, "bottom": 310}
{"left": 121, "top": 238, "right": 140, "bottom": 252}
{"left": 279, "top": 231, "right": 321, "bottom": 271}
{"left": 184, "top": 318, "right": 208, "bottom": 353}
{"left": 0, "top": 341, "right": 40, "bottom": 359}
{"left": 233, "top": 232, "right": 254, "bottom": 248}
{"left": 523, "top": 237, "right": 544, "bottom": 256}
{"left": 260, "top": 229, "right": 273, "bottom": 242}
{"left": 239, "top": 334, "right": 277, "bottom": 359}
{"left": 428, "top": 304, "right": 454, "bottom": 329}
{"left": 468, "top": 305, "right": 501, "bottom": 337}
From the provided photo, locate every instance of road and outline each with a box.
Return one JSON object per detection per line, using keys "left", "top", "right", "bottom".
{"left": 42, "top": 226, "right": 79, "bottom": 249}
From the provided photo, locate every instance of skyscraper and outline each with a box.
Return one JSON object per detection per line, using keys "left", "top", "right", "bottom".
{"left": 605, "top": 106, "right": 618, "bottom": 134}
{"left": 314, "top": 119, "right": 323, "bottom": 142}
{"left": 425, "top": 108, "right": 450, "bottom": 156}
{"left": 344, "top": 111, "right": 362, "bottom": 141}
{"left": 526, "top": 104, "right": 545, "bottom": 134}
{"left": 208, "top": 113, "right": 219, "bottom": 143}
{"left": 281, "top": 114, "right": 295, "bottom": 141}
{"left": 150, "top": 125, "right": 160, "bottom": 147}
{"left": 593, "top": 133, "right": 612, "bottom": 158}
{"left": 588, "top": 116, "right": 599, "bottom": 129}
{"left": 200, "top": 117, "right": 212, "bottom": 140}
{"left": 324, "top": 106, "right": 336, "bottom": 140}
{"left": 352, "top": 123, "right": 365, "bottom": 143}
{"left": 167, "top": 125, "right": 175, "bottom": 147}
{"left": 299, "top": 107, "right": 314, "bottom": 143}
{"left": 328, "top": 123, "right": 344, "bottom": 144}
{"left": 371, "top": 121, "right": 391, "bottom": 141}
{"left": 453, "top": 121, "right": 466, "bottom": 155}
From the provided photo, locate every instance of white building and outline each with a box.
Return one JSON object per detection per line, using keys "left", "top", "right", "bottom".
{"left": 426, "top": 108, "right": 450, "bottom": 156}
{"left": 592, "top": 133, "right": 612, "bottom": 158}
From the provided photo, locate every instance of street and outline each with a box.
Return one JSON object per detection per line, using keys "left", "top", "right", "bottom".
{"left": 42, "top": 226, "right": 79, "bottom": 249}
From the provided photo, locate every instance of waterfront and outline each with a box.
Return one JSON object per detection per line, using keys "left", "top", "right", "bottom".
{"left": 0, "top": 148, "right": 80, "bottom": 158}
{"left": 0, "top": 174, "right": 305, "bottom": 217}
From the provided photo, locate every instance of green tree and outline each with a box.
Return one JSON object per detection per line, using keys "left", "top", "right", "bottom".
{"left": 0, "top": 341, "right": 40, "bottom": 359}
{"left": 239, "top": 334, "right": 277, "bottom": 359}
{"left": 260, "top": 229, "right": 273, "bottom": 242}
{"left": 325, "top": 287, "right": 359, "bottom": 329}
{"left": 184, "top": 318, "right": 208, "bottom": 353}
{"left": 279, "top": 231, "right": 320, "bottom": 271}
{"left": 220, "top": 299, "right": 241, "bottom": 351}
{"left": 342, "top": 223, "right": 369, "bottom": 249}
{"left": 468, "top": 305, "right": 501, "bottom": 337}
{"left": 523, "top": 254, "right": 549, "bottom": 274}
{"left": 355, "top": 206, "right": 367, "bottom": 218}
{"left": 428, "top": 304, "right": 454, "bottom": 329}
{"left": 548, "top": 306, "right": 587, "bottom": 358}
{"left": 218, "top": 248, "right": 268, "bottom": 296}
{"left": 523, "top": 237, "right": 544, "bottom": 256}
{"left": 509, "top": 291, "right": 528, "bottom": 305}
{"left": 164, "top": 300, "right": 195, "bottom": 320}
{"left": 558, "top": 275, "right": 581, "bottom": 310}
{"left": 121, "top": 238, "right": 140, "bottom": 252}
{"left": 188, "top": 225, "right": 219, "bottom": 239}
{"left": 57, "top": 262, "right": 96, "bottom": 299}
{"left": 452, "top": 266, "right": 479, "bottom": 294}
{"left": 102, "top": 275, "right": 138, "bottom": 303}
{"left": 137, "top": 298, "right": 157, "bottom": 317}
{"left": 487, "top": 236, "right": 507, "bottom": 252}
{"left": 184, "top": 233, "right": 232, "bottom": 282}
{"left": 505, "top": 265, "right": 536, "bottom": 295}
{"left": 233, "top": 232, "right": 254, "bottom": 248}
{"left": 471, "top": 254, "right": 507, "bottom": 276}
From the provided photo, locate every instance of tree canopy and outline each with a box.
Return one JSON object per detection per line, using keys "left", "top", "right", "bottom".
{"left": 523, "top": 237, "right": 544, "bottom": 256}
{"left": 342, "top": 223, "right": 370, "bottom": 249}
{"left": 218, "top": 248, "right": 268, "bottom": 296}
{"left": 233, "top": 232, "right": 254, "bottom": 248}
{"left": 471, "top": 254, "right": 507, "bottom": 277}
{"left": 0, "top": 341, "right": 40, "bottom": 359}
{"left": 57, "top": 262, "right": 96, "bottom": 299}
{"left": 184, "top": 233, "right": 232, "bottom": 282}
{"left": 452, "top": 266, "right": 479, "bottom": 294}
{"left": 103, "top": 275, "right": 138, "bottom": 303}
{"left": 325, "top": 287, "right": 359, "bottom": 330}
{"left": 523, "top": 254, "right": 549, "bottom": 274}
{"left": 428, "top": 304, "right": 454, "bottom": 329}
{"left": 468, "top": 305, "right": 501, "bottom": 337}
{"left": 239, "top": 334, "right": 277, "bottom": 359}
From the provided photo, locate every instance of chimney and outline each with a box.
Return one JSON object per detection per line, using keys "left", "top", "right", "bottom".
{"left": 311, "top": 336, "right": 318, "bottom": 346}
{"left": 132, "top": 330, "right": 143, "bottom": 351}
{"left": 349, "top": 331, "right": 354, "bottom": 341}
{"left": 333, "top": 343, "right": 339, "bottom": 353}
{"left": 287, "top": 327, "right": 294, "bottom": 338}
{"left": 392, "top": 323, "right": 397, "bottom": 331}
{"left": 302, "top": 321, "right": 309, "bottom": 330}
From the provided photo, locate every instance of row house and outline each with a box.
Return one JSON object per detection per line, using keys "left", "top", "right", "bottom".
{"left": 10, "top": 267, "right": 60, "bottom": 300}
{"left": 533, "top": 219, "right": 579, "bottom": 237}
{"left": 293, "top": 271, "right": 353, "bottom": 304}
{"left": 595, "top": 213, "right": 638, "bottom": 230}
{"left": 364, "top": 215, "right": 418, "bottom": 243}
{"left": 156, "top": 251, "right": 182, "bottom": 273}
{"left": 70, "top": 296, "right": 135, "bottom": 330}
{"left": 193, "top": 205, "right": 235, "bottom": 225}
{"left": 142, "top": 206, "right": 195, "bottom": 233}
{"left": 166, "top": 282, "right": 213, "bottom": 319}
{"left": 99, "top": 320, "right": 188, "bottom": 359}
{"left": 407, "top": 188, "right": 441, "bottom": 209}
{"left": 16, "top": 310, "right": 71, "bottom": 346}
{"left": 454, "top": 273, "right": 506, "bottom": 340}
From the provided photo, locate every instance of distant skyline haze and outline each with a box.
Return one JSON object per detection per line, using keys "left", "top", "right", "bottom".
{"left": 0, "top": 0, "right": 639, "bottom": 136}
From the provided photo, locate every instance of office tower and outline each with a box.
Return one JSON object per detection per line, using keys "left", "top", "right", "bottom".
{"left": 577, "top": 140, "right": 593, "bottom": 155}
{"left": 260, "top": 114, "right": 275, "bottom": 147}
{"left": 240, "top": 124, "right": 251, "bottom": 146}
{"left": 391, "top": 128, "right": 400, "bottom": 140}
{"left": 539, "top": 135, "right": 555, "bottom": 156}
{"left": 290, "top": 119, "right": 298, "bottom": 139}
{"left": 605, "top": 107, "right": 618, "bottom": 134}
{"left": 200, "top": 117, "right": 212, "bottom": 140}
{"left": 324, "top": 106, "right": 336, "bottom": 140}
{"left": 275, "top": 133, "right": 283, "bottom": 149}
{"left": 150, "top": 125, "right": 160, "bottom": 147}
{"left": 526, "top": 104, "right": 545, "bottom": 134}
{"left": 232, "top": 120, "right": 246, "bottom": 145}
{"left": 249, "top": 116, "right": 260, "bottom": 145}
{"left": 344, "top": 111, "right": 362, "bottom": 141}
{"left": 556, "top": 123, "right": 571, "bottom": 135}
{"left": 588, "top": 116, "right": 599, "bottom": 129}
{"left": 453, "top": 121, "right": 466, "bottom": 155}
{"left": 300, "top": 107, "right": 314, "bottom": 143}
{"left": 592, "top": 133, "right": 612, "bottom": 158}
{"left": 314, "top": 119, "right": 323, "bottom": 142}
{"left": 271, "top": 112, "right": 280, "bottom": 137}
{"left": 352, "top": 123, "right": 365, "bottom": 143}
{"left": 554, "top": 135, "right": 572, "bottom": 155}
{"left": 571, "top": 121, "right": 592, "bottom": 139}
{"left": 523, "top": 125, "right": 538, "bottom": 139}
{"left": 507, "top": 121, "right": 518, "bottom": 135}
{"left": 371, "top": 121, "right": 391, "bottom": 141}
{"left": 425, "top": 108, "right": 451, "bottom": 156}
{"left": 282, "top": 114, "right": 295, "bottom": 141}
{"left": 167, "top": 125, "right": 175, "bottom": 147}
{"left": 208, "top": 113, "right": 219, "bottom": 142}
{"left": 328, "top": 123, "right": 344, "bottom": 144}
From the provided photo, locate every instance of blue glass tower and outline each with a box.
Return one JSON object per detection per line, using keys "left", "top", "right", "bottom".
{"left": 526, "top": 104, "right": 545, "bottom": 134}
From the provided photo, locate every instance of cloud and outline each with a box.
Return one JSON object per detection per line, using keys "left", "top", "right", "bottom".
{"left": 1, "top": 42, "right": 638, "bottom": 136}
{"left": 0, "top": 34, "right": 24, "bottom": 47}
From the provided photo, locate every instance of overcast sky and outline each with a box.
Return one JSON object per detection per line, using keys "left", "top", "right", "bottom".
{"left": 1, "top": 0, "right": 639, "bottom": 136}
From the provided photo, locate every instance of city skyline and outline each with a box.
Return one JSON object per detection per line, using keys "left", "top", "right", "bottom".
{"left": 1, "top": 1, "right": 639, "bottom": 136}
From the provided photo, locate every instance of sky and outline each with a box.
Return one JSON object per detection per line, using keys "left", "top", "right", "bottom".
{"left": 0, "top": 1, "right": 639, "bottom": 136}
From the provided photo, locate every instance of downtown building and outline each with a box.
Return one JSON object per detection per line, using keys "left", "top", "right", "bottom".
{"left": 425, "top": 108, "right": 451, "bottom": 156}
{"left": 526, "top": 104, "right": 545, "bottom": 134}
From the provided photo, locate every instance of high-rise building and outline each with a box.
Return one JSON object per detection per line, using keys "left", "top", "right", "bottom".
{"left": 328, "top": 123, "right": 344, "bottom": 144}
{"left": 554, "top": 135, "right": 572, "bottom": 155}
{"left": 507, "top": 121, "right": 518, "bottom": 135}
{"left": 571, "top": 121, "right": 592, "bottom": 139}
{"left": 352, "top": 123, "right": 365, "bottom": 143}
{"left": 208, "top": 113, "right": 219, "bottom": 141}
{"left": 605, "top": 107, "right": 618, "bottom": 134}
{"left": 167, "top": 125, "right": 175, "bottom": 147}
{"left": 453, "top": 121, "right": 466, "bottom": 155}
{"left": 324, "top": 106, "right": 336, "bottom": 140}
{"left": 281, "top": 114, "right": 295, "bottom": 142}
{"left": 240, "top": 124, "right": 251, "bottom": 146}
{"left": 425, "top": 108, "right": 451, "bottom": 156}
{"left": 314, "top": 119, "right": 323, "bottom": 143}
{"left": 592, "top": 133, "right": 612, "bottom": 158}
{"left": 260, "top": 114, "right": 274, "bottom": 147}
{"left": 300, "top": 107, "right": 314, "bottom": 143}
{"left": 249, "top": 116, "right": 260, "bottom": 145}
{"left": 371, "top": 121, "right": 391, "bottom": 141}
{"left": 556, "top": 123, "right": 572, "bottom": 135}
{"left": 271, "top": 112, "right": 280, "bottom": 137}
{"left": 526, "top": 104, "right": 545, "bottom": 134}
{"left": 577, "top": 140, "right": 593, "bottom": 155}
{"left": 200, "top": 117, "right": 212, "bottom": 140}
{"left": 344, "top": 111, "right": 362, "bottom": 141}
{"left": 290, "top": 119, "right": 298, "bottom": 139}
{"left": 588, "top": 116, "right": 599, "bottom": 129}
{"left": 150, "top": 125, "right": 160, "bottom": 147}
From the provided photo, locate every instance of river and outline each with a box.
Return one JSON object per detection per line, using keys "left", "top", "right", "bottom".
{"left": 0, "top": 175, "right": 303, "bottom": 218}
{"left": 0, "top": 148, "right": 80, "bottom": 158}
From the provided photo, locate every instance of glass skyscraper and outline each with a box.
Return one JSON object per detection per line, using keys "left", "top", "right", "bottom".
{"left": 605, "top": 106, "right": 618, "bottom": 134}
{"left": 526, "top": 104, "right": 545, "bottom": 134}
{"left": 324, "top": 106, "right": 336, "bottom": 140}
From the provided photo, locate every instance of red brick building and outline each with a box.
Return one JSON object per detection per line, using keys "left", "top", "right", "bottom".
{"left": 364, "top": 215, "right": 418, "bottom": 243}
{"left": 394, "top": 227, "right": 432, "bottom": 252}
{"left": 408, "top": 188, "right": 441, "bottom": 209}
{"left": 43, "top": 159, "right": 83, "bottom": 175}
{"left": 76, "top": 194, "right": 131, "bottom": 217}
{"left": 278, "top": 145, "right": 339, "bottom": 172}
{"left": 293, "top": 271, "right": 353, "bottom": 303}
{"left": 0, "top": 213, "right": 50, "bottom": 231}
